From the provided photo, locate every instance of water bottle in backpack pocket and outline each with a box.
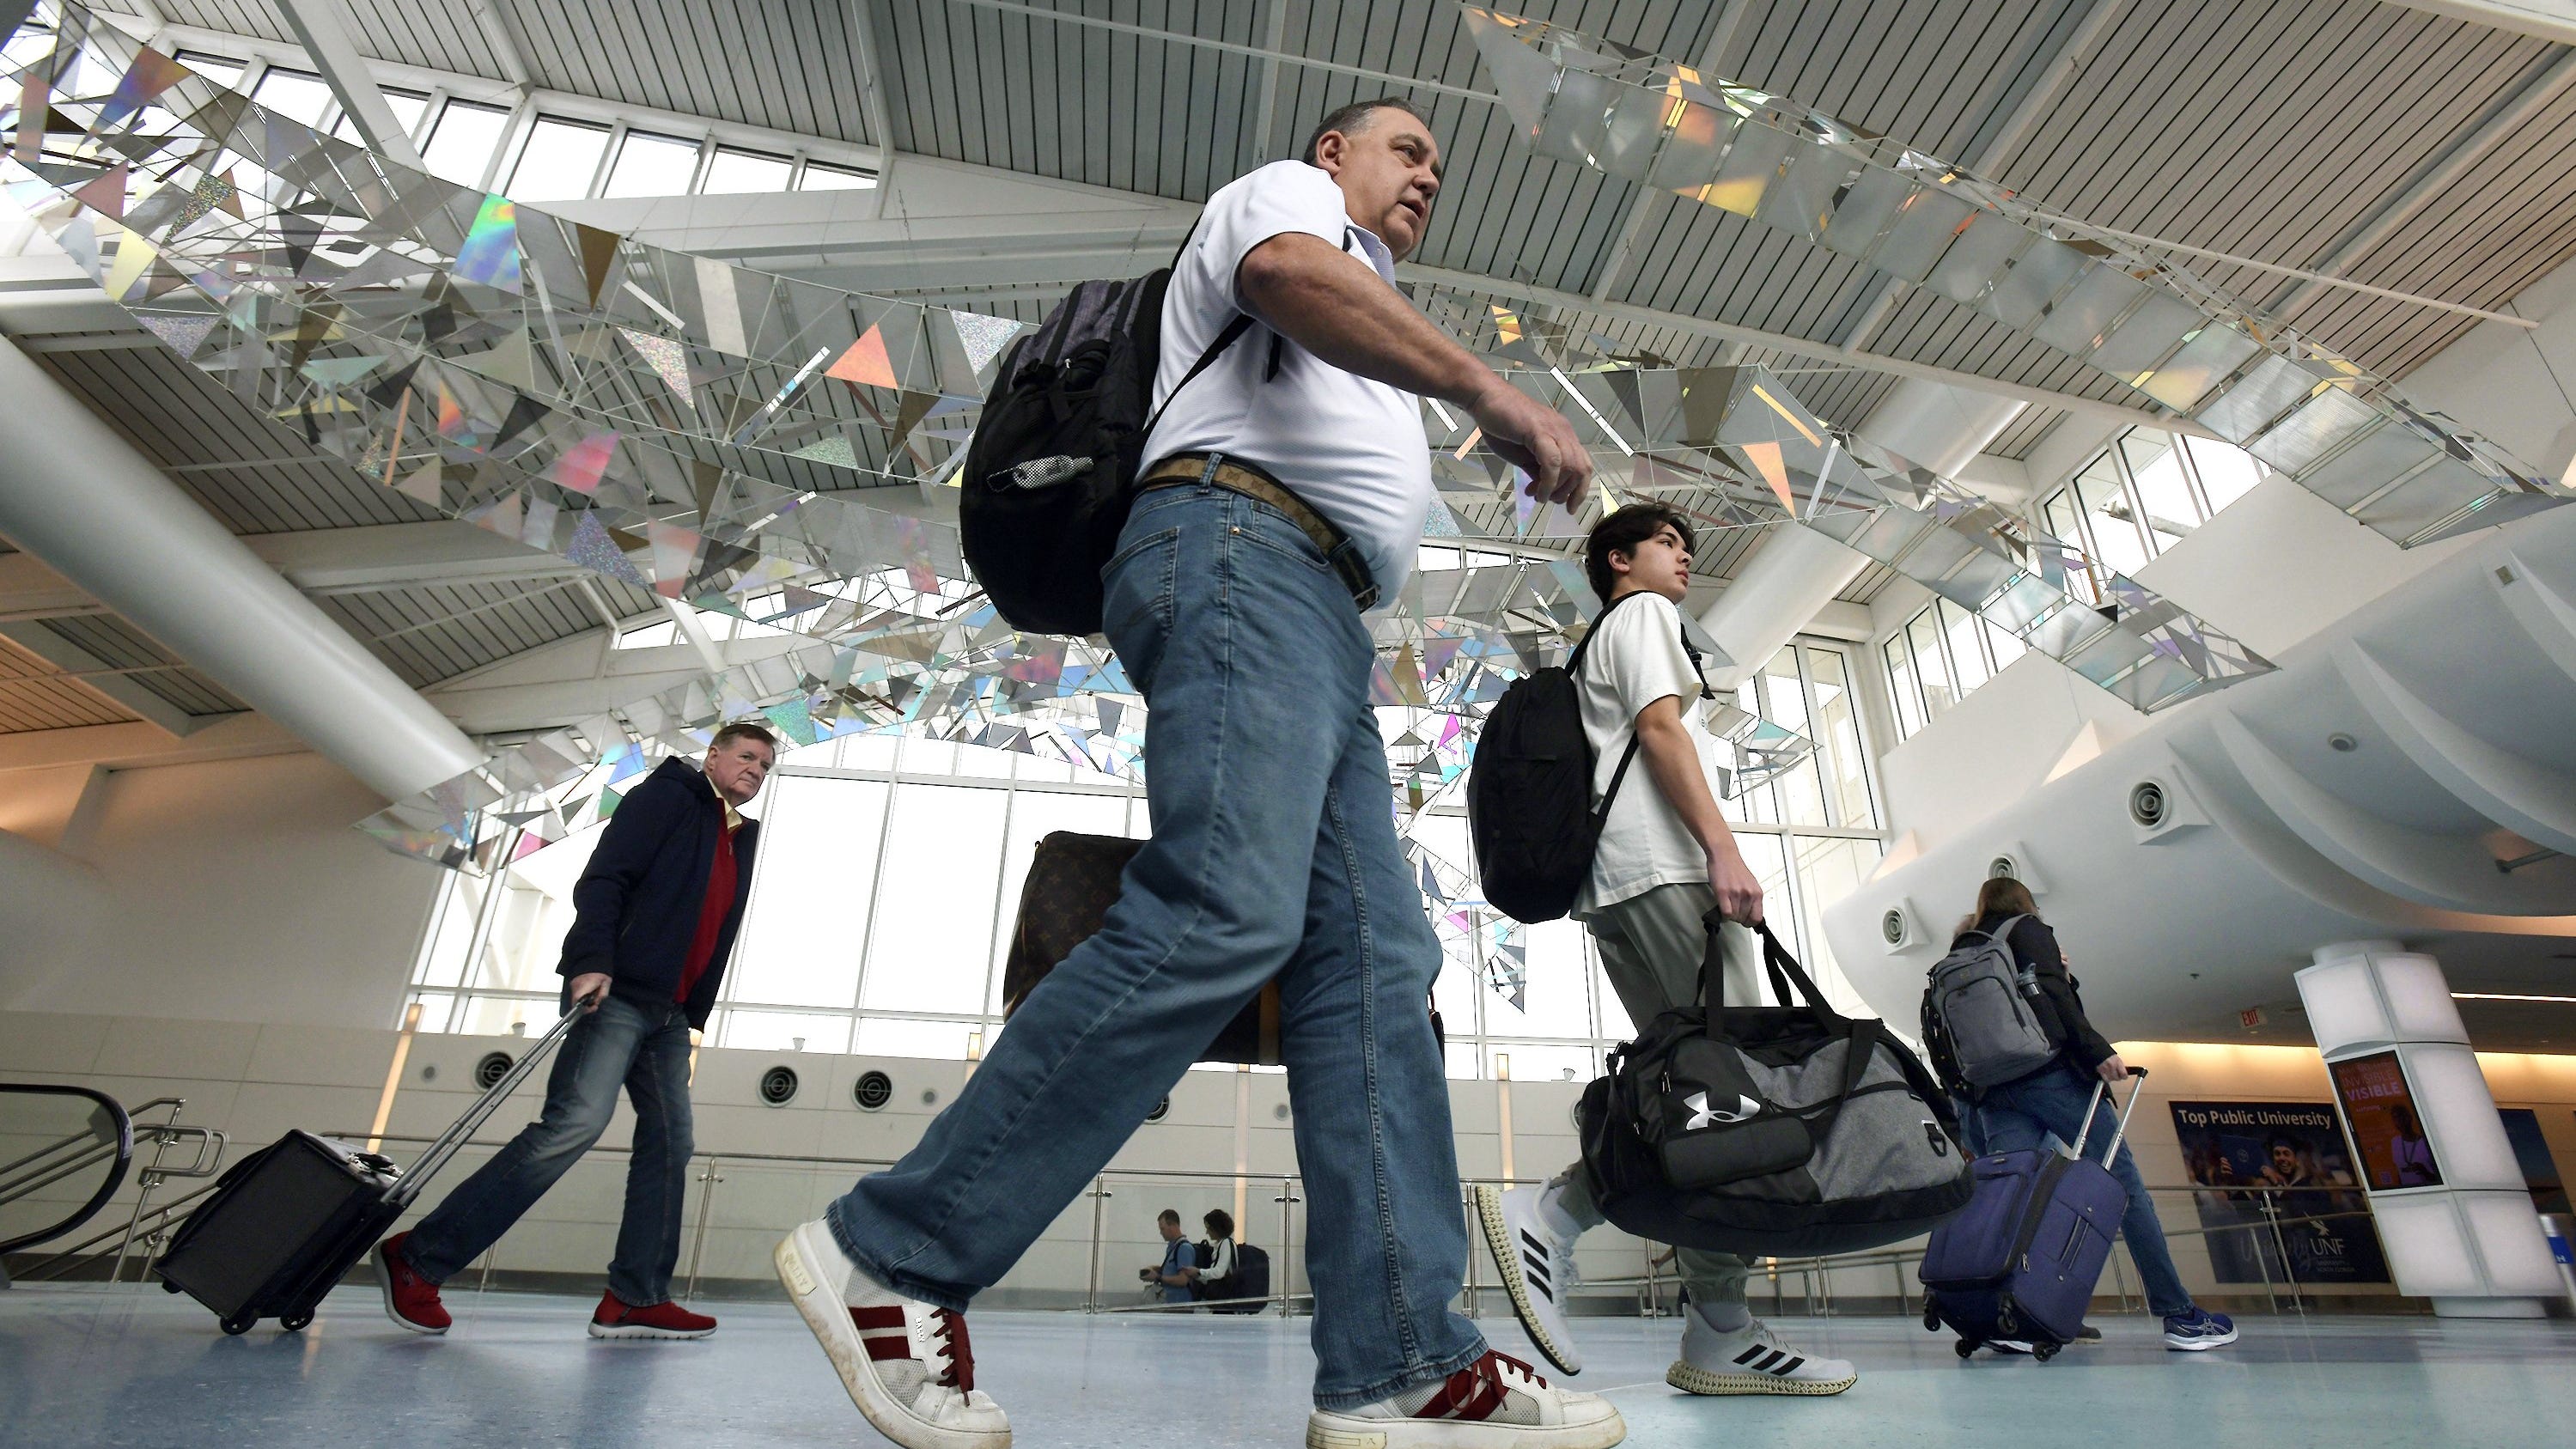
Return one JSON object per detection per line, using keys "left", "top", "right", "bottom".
{"left": 1924, "top": 914, "right": 2061, "bottom": 1088}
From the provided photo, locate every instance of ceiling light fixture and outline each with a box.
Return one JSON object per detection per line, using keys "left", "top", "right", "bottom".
{"left": 2451, "top": 992, "right": 2576, "bottom": 1005}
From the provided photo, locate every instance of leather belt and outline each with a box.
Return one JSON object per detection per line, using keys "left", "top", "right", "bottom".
{"left": 1137, "top": 452, "right": 1379, "bottom": 611}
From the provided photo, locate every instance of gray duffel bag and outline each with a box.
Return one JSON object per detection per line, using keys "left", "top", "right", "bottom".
{"left": 1579, "top": 916, "right": 1976, "bottom": 1257}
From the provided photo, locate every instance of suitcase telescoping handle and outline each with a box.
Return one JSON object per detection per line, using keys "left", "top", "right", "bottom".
{"left": 392, "top": 1007, "right": 584, "bottom": 1207}
{"left": 2067, "top": 1067, "right": 2149, "bottom": 1167}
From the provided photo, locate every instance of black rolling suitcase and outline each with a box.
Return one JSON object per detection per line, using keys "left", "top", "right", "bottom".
{"left": 157, "top": 1008, "right": 579, "bottom": 1334}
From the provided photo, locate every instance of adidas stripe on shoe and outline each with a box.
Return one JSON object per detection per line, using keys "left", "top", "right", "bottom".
{"left": 1668, "top": 1311, "right": 1857, "bottom": 1397}
{"left": 1473, "top": 1184, "right": 1583, "bottom": 1377}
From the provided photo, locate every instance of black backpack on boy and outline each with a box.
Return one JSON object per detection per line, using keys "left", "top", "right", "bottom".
{"left": 959, "top": 240, "right": 1252, "bottom": 636}
{"left": 1468, "top": 591, "right": 1671, "bottom": 923}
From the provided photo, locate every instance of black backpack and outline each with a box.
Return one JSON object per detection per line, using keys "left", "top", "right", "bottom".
{"left": 1468, "top": 591, "right": 1659, "bottom": 924}
{"left": 958, "top": 247, "right": 1252, "bottom": 636}
{"left": 1209, "top": 1242, "right": 1269, "bottom": 1314}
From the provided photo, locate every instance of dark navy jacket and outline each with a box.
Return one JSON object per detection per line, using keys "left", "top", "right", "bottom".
{"left": 556, "top": 757, "right": 759, "bottom": 1029}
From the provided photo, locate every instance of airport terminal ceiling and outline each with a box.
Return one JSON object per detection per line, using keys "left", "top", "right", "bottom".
{"left": 4, "top": 0, "right": 2576, "bottom": 1054}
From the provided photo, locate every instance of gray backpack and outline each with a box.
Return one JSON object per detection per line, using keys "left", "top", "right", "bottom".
{"left": 1924, "top": 916, "right": 2060, "bottom": 1088}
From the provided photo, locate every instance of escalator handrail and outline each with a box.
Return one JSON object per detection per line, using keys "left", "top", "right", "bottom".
{"left": 0, "top": 1083, "right": 133, "bottom": 1256}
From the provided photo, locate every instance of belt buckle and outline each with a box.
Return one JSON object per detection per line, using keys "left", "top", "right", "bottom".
{"left": 1327, "top": 538, "right": 1378, "bottom": 611}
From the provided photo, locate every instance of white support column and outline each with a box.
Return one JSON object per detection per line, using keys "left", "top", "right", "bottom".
{"left": 2295, "top": 941, "right": 2561, "bottom": 1317}
{"left": 0, "top": 338, "right": 483, "bottom": 801}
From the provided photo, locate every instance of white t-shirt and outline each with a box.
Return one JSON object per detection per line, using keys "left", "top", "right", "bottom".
{"left": 1142, "top": 160, "right": 1434, "bottom": 604}
{"left": 1573, "top": 592, "right": 1724, "bottom": 918}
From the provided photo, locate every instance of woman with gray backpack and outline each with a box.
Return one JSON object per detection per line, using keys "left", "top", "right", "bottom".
{"left": 1923, "top": 877, "right": 2239, "bottom": 1352}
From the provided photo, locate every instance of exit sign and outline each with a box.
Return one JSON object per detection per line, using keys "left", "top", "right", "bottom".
{"left": 2239, "top": 1006, "right": 2266, "bottom": 1029}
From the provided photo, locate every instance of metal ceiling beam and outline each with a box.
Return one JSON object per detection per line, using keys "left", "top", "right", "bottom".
{"left": 1251, "top": 0, "right": 1293, "bottom": 163}
{"left": 849, "top": 0, "right": 897, "bottom": 218}
{"left": 465, "top": 0, "right": 537, "bottom": 88}
{"left": 1590, "top": 0, "right": 1753, "bottom": 303}
{"left": 271, "top": 0, "right": 427, "bottom": 169}
{"left": 2268, "top": 43, "right": 2576, "bottom": 326}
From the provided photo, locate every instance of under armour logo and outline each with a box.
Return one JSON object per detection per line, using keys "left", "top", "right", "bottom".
{"left": 1685, "top": 1090, "right": 1763, "bottom": 1129}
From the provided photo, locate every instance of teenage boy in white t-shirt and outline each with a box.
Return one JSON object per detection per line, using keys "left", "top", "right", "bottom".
{"left": 1474, "top": 504, "right": 1860, "bottom": 1397}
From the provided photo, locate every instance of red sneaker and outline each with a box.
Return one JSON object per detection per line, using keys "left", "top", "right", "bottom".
{"left": 375, "top": 1234, "right": 450, "bottom": 1335}
{"left": 589, "top": 1291, "right": 717, "bottom": 1340}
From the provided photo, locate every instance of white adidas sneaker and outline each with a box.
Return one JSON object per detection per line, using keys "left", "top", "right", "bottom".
{"left": 1473, "top": 1184, "right": 1584, "bottom": 1375}
{"left": 1667, "top": 1309, "right": 1858, "bottom": 1396}
{"left": 1306, "top": 1349, "right": 1624, "bottom": 1449}
{"left": 775, "top": 1219, "right": 1011, "bottom": 1449}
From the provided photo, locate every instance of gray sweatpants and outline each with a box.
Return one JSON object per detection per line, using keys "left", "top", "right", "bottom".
{"left": 1551, "top": 881, "right": 1761, "bottom": 1310}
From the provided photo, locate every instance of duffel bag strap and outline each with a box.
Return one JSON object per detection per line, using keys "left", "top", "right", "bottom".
{"left": 1691, "top": 910, "right": 1814, "bottom": 1015}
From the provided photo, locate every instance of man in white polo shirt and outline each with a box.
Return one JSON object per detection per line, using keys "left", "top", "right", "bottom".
{"left": 777, "top": 100, "right": 1625, "bottom": 1449}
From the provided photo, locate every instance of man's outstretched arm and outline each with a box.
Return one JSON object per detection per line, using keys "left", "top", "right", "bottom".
{"left": 1236, "top": 233, "right": 1594, "bottom": 507}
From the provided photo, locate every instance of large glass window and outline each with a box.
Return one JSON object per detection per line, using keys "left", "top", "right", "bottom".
{"left": 2074, "top": 451, "right": 2151, "bottom": 581}
{"left": 1882, "top": 600, "right": 2026, "bottom": 742}
{"left": 328, "top": 88, "right": 429, "bottom": 146}
{"left": 407, "top": 642, "right": 1891, "bottom": 1075}
{"left": 250, "top": 68, "right": 335, "bottom": 128}
{"left": 422, "top": 98, "right": 511, "bottom": 186}
{"left": 703, "top": 146, "right": 795, "bottom": 194}
{"left": 509, "top": 116, "right": 612, "bottom": 201}
{"left": 175, "top": 51, "right": 247, "bottom": 89}
{"left": 800, "top": 161, "right": 878, "bottom": 191}
{"left": 2036, "top": 426, "right": 2272, "bottom": 597}
{"left": 603, "top": 129, "right": 702, "bottom": 198}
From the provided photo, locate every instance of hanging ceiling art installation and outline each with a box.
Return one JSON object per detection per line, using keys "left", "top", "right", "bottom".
{"left": 1461, "top": 5, "right": 2571, "bottom": 550}
{"left": 1, "top": 1, "right": 2265, "bottom": 942}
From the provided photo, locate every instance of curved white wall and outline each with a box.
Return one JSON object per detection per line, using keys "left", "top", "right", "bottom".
{"left": 1827, "top": 500, "right": 2576, "bottom": 1033}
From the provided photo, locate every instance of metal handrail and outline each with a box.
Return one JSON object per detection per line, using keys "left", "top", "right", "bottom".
{"left": 10, "top": 1178, "right": 224, "bottom": 1283}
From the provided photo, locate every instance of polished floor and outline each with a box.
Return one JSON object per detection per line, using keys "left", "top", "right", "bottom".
{"left": 2, "top": 1284, "right": 2570, "bottom": 1447}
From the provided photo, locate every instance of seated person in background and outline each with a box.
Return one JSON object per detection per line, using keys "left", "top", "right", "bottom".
{"left": 1140, "top": 1209, "right": 1197, "bottom": 1305}
{"left": 1191, "top": 1209, "right": 1239, "bottom": 1300}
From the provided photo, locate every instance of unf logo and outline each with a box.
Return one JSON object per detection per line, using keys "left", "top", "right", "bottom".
{"left": 1685, "top": 1090, "right": 1763, "bottom": 1129}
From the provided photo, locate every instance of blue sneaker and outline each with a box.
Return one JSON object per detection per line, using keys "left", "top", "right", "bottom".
{"left": 2162, "top": 1307, "right": 2238, "bottom": 1351}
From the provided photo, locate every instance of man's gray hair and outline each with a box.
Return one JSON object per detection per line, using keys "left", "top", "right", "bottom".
{"left": 1302, "top": 97, "right": 1433, "bottom": 165}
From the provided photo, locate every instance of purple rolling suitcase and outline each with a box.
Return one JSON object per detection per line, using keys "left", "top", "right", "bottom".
{"left": 1916, "top": 1069, "right": 2147, "bottom": 1361}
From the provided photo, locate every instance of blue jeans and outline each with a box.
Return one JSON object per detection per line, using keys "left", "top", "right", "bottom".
{"left": 1976, "top": 1062, "right": 2196, "bottom": 1318}
{"left": 402, "top": 994, "right": 695, "bottom": 1306}
{"left": 825, "top": 483, "right": 1484, "bottom": 1409}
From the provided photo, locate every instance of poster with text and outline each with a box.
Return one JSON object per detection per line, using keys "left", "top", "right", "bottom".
{"left": 2170, "top": 1100, "right": 2390, "bottom": 1284}
{"left": 2329, "top": 1051, "right": 2443, "bottom": 1190}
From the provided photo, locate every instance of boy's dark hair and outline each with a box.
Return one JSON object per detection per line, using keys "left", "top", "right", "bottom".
{"left": 1583, "top": 503, "right": 1696, "bottom": 604}
{"left": 1157, "top": 1209, "right": 1181, "bottom": 1227}
{"left": 1203, "top": 1208, "right": 1234, "bottom": 1239}
{"left": 710, "top": 721, "right": 778, "bottom": 752}
{"left": 1303, "top": 97, "right": 1434, "bottom": 166}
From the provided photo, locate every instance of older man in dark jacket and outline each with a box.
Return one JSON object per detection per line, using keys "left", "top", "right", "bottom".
{"left": 375, "top": 721, "right": 775, "bottom": 1339}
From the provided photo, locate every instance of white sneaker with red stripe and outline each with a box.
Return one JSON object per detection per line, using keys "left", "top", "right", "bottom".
{"left": 1305, "top": 1349, "right": 1624, "bottom": 1448}
{"left": 774, "top": 1219, "right": 1010, "bottom": 1449}
{"left": 1667, "top": 1309, "right": 1857, "bottom": 1396}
